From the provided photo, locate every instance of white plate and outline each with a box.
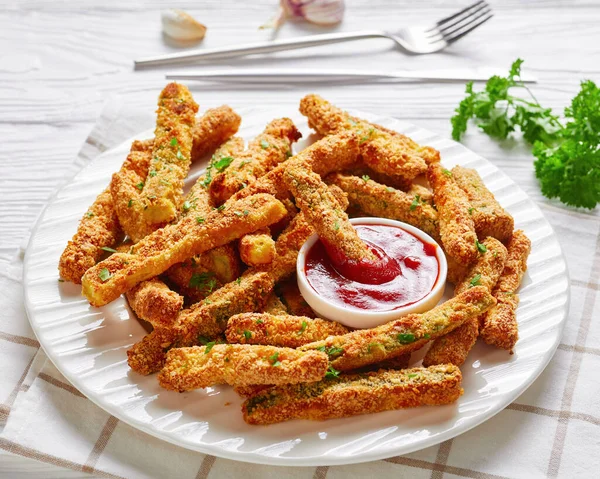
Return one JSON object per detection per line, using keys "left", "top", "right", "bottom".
{"left": 24, "top": 108, "right": 569, "bottom": 466}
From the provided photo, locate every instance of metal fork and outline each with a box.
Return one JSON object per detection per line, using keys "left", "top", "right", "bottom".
{"left": 135, "top": 1, "right": 493, "bottom": 69}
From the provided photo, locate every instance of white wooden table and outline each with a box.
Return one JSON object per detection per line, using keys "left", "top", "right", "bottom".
{"left": 1, "top": 0, "right": 598, "bottom": 477}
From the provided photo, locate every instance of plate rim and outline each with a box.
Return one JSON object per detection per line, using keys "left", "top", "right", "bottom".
{"left": 23, "top": 109, "right": 570, "bottom": 466}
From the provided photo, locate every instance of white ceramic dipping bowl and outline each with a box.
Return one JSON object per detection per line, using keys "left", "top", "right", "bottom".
{"left": 296, "top": 218, "right": 448, "bottom": 329}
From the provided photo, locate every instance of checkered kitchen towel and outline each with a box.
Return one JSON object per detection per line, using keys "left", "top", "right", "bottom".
{"left": 1, "top": 95, "right": 599, "bottom": 479}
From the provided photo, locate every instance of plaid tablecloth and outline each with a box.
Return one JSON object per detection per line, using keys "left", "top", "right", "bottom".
{"left": 0, "top": 97, "right": 598, "bottom": 479}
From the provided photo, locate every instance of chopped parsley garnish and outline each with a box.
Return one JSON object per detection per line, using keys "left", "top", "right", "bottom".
{"left": 86, "top": 212, "right": 94, "bottom": 218}
{"left": 98, "top": 268, "right": 111, "bottom": 282}
{"left": 410, "top": 195, "right": 421, "bottom": 211}
{"left": 213, "top": 156, "right": 234, "bottom": 172}
{"left": 367, "top": 342, "right": 382, "bottom": 353}
{"left": 216, "top": 204, "right": 225, "bottom": 211}
{"left": 362, "top": 175, "right": 370, "bottom": 182}
{"left": 101, "top": 246, "right": 117, "bottom": 254}
{"left": 269, "top": 351, "right": 281, "bottom": 366}
{"left": 189, "top": 272, "right": 217, "bottom": 293}
{"left": 136, "top": 182, "right": 144, "bottom": 190}
{"left": 234, "top": 210, "right": 243, "bottom": 217}
{"left": 298, "top": 320, "right": 307, "bottom": 335}
{"left": 196, "top": 217, "right": 205, "bottom": 224}
{"left": 176, "top": 149, "right": 184, "bottom": 161}
{"left": 325, "top": 366, "right": 340, "bottom": 378}
{"left": 243, "top": 330, "right": 252, "bottom": 340}
{"left": 128, "top": 199, "right": 133, "bottom": 208}
{"left": 58, "top": 279, "right": 65, "bottom": 282}
{"left": 408, "top": 373, "right": 418, "bottom": 378}
{"left": 386, "top": 186, "right": 395, "bottom": 192}
{"left": 476, "top": 240, "right": 487, "bottom": 253}
{"left": 149, "top": 170, "right": 157, "bottom": 177}
{"left": 198, "top": 335, "right": 211, "bottom": 345}
{"left": 260, "top": 140, "right": 270, "bottom": 149}
{"left": 316, "top": 345, "right": 344, "bottom": 359}
{"left": 170, "top": 137, "right": 178, "bottom": 146}
{"left": 397, "top": 333, "right": 416, "bottom": 344}
{"left": 236, "top": 277, "right": 242, "bottom": 285}
{"left": 182, "top": 200, "right": 192, "bottom": 211}
{"left": 243, "top": 209, "right": 249, "bottom": 216}
{"left": 442, "top": 169, "right": 452, "bottom": 177}
{"left": 468, "top": 207, "right": 474, "bottom": 215}
{"left": 256, "top": 319, "right": 264, "bottom": 325}
{"left": 285, "top": 149, "right": 293, "bottom": 158}
{"left": 334, "top": 221, "right": 340, "bottom": 231}
{"left": 470, "top": 273, "right": 482, "bottom": 287}
{"left": 204, "top": 342, "right": 215, "bottom": 354}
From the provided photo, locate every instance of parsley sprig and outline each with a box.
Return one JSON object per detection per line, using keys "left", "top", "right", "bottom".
{"left": 451, "top": 59, "right": 600, "bottom": 209}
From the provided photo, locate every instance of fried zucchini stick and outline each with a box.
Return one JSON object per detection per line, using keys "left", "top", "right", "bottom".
{"left": 126, "top": 278, "right": 183, "bottom": 328}
{"left": 327, "top": 173, "right": 440, "bottom": 240}
{"left": 190, "top": 106, "right": 241, "bottom": 162}
{"left": 299, "top": 94, "right": 435, "bottom": 179}
{"left": 82, "top": 194, "right": 286, "bottom": 306}
{"left": 239, "top": 229, "right": 276, "bottom": 266}
{"left": 226, "top": 313, "right": 349, "bottom": 348}
{"left": 452, "top": 166, "right": 514, "bottom": 243}
{"left": 428, "top": 163, "right": 478, "bottom": 264}
{"left": 299, "top": 286, "right": 495, "bottom": 371}
{"left": 277, "top": 278, "right": 317, "bottom": 318}
{"left": 263, "top": 293, "right": 288, "bottom": 315}
{"left": 423, "top": 237, "right": 508, "bottom": 367}
{"left": 480, "top": 230, "right": 531, "bottom": 352}
{"left": 209, "top": 118, "right": 301, "bottom": 203}
{"left": 242, "top": 365, "right": 462, "bottom": 425}
{"left": 158, "top": 344, "right": 329, "bottom": 391}
{"left": 58, "top": 188, "right": 123, "bottom": 284}
{"left": 284, "top": 162, "right": 375, "bottom": 262}
{"left": 127, "top": 270, "right": 275, "bottom": 375}
{"left": 228, "top": 132, "right": 360, "bottom": 203}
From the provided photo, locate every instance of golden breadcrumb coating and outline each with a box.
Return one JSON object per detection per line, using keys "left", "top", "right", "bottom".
{"left": 242, "top": 365, "right": 462, "bottom": 425}
{"left": 428, "top": 163, "right": 478, "bottom": 264}
{"left": 139, "top": 82, "right": 198, "bottom": 225}
{"left": 125, "top": 277, "right": 183, "bottom": 328}
{"left": 81, "top": 193, "right": 286, "bottom": 306}
{"left": 263, "top": 293, "right": 288, "bottom": 315}
{"left": 190, "top": 105, "right": 241, "bottom": 162}
{"left": 357, "top": 353, "right": 411, "bottom": 372}
{"left": 284, "top": 161, "right": 375, "bottom": 262}
{"left": 299, "top": 286, "right": 496, "bottom": 371}
{"left": 452, "top": 166, "right": 514, "bottom": 243}
{"left": 239, "top": 228, "right": 276, "bottom": 266}
{"left": 234, "top": 384, "right": 273, "bottom": 399}
{"left": 127, "top": 270, "right": 275, "bottom": 375}
{"left": 228, "top": 132, "right": 361, "bottom": 204}
{"left": 480, "top": 230, "right": 531, "bottom": 352}
{"left": 225, "top": 313, "right": 349, "bottom": 348}
{"left": 277, "top": 278, "right": 317, "bottom": 318}
{"left": 158, "top": 344, "right": 329, "bottom": 391}
{"left": 209, "top": 118, "right": 301, "bottom": 203}
{"left": 423, "top": 237, "right": 508, "bottom": 367}
{"left": 445, "top": 252, "right": 471, "bottom": 285}
{"left": 327, "top": 173, "right": 440, "bottom": 240}
{"left": 299, "top": 94, "right": 433, "bottom": 179}
{"left": 58, "top": 187, "right": 123, "bottom": 284}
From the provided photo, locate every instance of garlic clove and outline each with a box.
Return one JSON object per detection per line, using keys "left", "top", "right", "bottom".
{"left": 161, "top": 9, "right": 207, "bottom": 42}
{"left": 297, "top": 0, "right": 345, "bottom": 26}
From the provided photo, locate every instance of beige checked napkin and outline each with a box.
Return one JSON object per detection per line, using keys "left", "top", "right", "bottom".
{"left": 1, "top": 97, "right": 599, "bottom": 479}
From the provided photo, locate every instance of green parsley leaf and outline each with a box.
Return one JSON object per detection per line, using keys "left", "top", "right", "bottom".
{"left": 334, "top": 221, "right": 340, "bottom": 231}
{"left": 260, "top": 140, "right": 270, "bottom": 149}
{"left": 470, "top": 274, "right": 482, "bottom": 287}
{"left": 176, "top": 149, "right": 185, "bottom": 161}
{"left": 149, "top": 170, "right": 157, "bottom": 177}
{"left": 442, "top": 169, "right": 452, "bottom": 177}
{"left": 101, "top": 246, "right": 117, "bottom": 254}
{"left": 476, "top": 240, "right": 487, "bottom": 253}
{"left": 236, "top": 277, "right": 242, "bottom": 285}
{"left": 269, "top": 351, "right": 280, "bottom": 366}
{"left": 213, "top": 156, "right": 234, "bottom": 172}
{"left": 316, "top": 345, "right": 344, "bottom": 359}
{"left": 397, "top": 333, "right": 416, "bottom": 344}
{"left": 362, "top": 175, "right": 370, "bottom": 182}
{"left": 298, "top": 320, "right": 307, "bottom": 335}
{"left": 243, "top": 330, "right": 252, "bottom": 340}
{"left": 204, "top": 342, "right": 215, "bottom": 354}
{"left": 170, "top": 137, "right": 178, "bottom": 146}
{"left": 136, "top": 182, "right": 144, "bottom": 190}
{"left": 410, "top": 195, "right": 421, "bottom": 211}
{"left": 408, "top": 373, "right": 418, "bottom": 378}
{"left": 86, "top": 212, "right": 94, "bottom": 218}
{"left": 216, "top": 204, "right": 225, "bottom": 211}
{"left": 58, "top": 279, "right": 65, "bottom": 282}
{"left": 243, "top": 209, "right": 249, "bottom": 216}
{"left": 98, "top": 268, "right": 111, "bottom": 282}
{"left": 128, "top": 199, "right": 134, "bottom": 208}
{"left": 256, "top": 319, "right": 264, "bottom": 325}
{"left": 234, "top": 210, "right": 243, "bottom": 217}
{"left": 189, "top": 272, "right": 217, "bottom": 293}
{"left": 182, "top": 200, "right": 191, "bottom": 211}
{"left": 468, "top": 207, "right": 474, "bottom": 215}
{"left": 198, "top": 335, "right": 211, "bottom": 345}
{"left": 196, "top": 217, "right": 205, "bottom": 224}
{"left": 325, "top": 366, "right": 340, "bottom": 378}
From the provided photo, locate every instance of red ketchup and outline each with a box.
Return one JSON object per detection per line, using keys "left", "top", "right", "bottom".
{"left": 305, "top": 224, "right": 439, "bottom": 312}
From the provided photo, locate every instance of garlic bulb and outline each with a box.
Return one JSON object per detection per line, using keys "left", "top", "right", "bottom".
{"left": 261, "top": 0, "right": 345, "bottom": 30}
{"left": 162, "top": 10, "right": 207, "bottom": 42}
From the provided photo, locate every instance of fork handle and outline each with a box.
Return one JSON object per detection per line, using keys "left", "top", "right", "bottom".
{"left": 134, "top": 30, "right": 386, "bottom": 68}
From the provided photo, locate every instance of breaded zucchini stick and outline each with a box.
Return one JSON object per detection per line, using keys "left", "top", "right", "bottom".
{"left": 356, "top": 354, "right": 411, "bottom": 372}
{"left": 428, "top": 163, "right": 478, "bottom": 264}
{"left": 226, "top": 313, "right": 349, "bottom": 348}
{"left": 158, "top": 344, "right": 329, "bottom": 391}
{"left": 263, "top": 293, "right": 288, "bottom": 315}
{"left": 299, "top": 94, "right": 434, "bottom": 179}
{"left": 277, "top": 278, "right": 317, "bottom": 318}
{"left": 327, "top": 173, "right": 439, "bottom": 240}
{"left": 423, "top": 237, "right": 508, "bottom": 367}
{"left": 127, "top": 270, "right": 275, "bottom": 375}
{"left": 299, "top": 286, "right": 496, "bottom": 371}
{"left": 452, "top": 166, "right": 514, "bottom": 243}
{"left": 82, "top": 194, "right": 286, "bottom": 306}
{"left": 126, "top": 278, "right": 183, "bottom": 328}
{"left": 140, "top": 83, "right": 198, "bottom": 224}
{"left": 209, "top": 118, "right": 301, "bottom": 203}
{"left": 242, "top": 365, "right": 462, "bottom": 425}
{"left": 239, "top": 228, "right": 276, "bottom": 266}
{"left": 58, "top": 188, "right": 123, "bottom": 284}
{"left": 480, "top": 230, "right": 531, "bottom": 352}
{"left": 190, "top": 106, "right": 241, "bottom": 162}
{"left": 284, "top": 162, "right": 375, "bottom": 262}
{"left": 228, "top": 132, "right": 360, "bottom": 203}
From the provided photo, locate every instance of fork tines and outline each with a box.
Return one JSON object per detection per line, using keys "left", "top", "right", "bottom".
{"left": 429, "top": 1, "right": 493, "bottom": 45}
